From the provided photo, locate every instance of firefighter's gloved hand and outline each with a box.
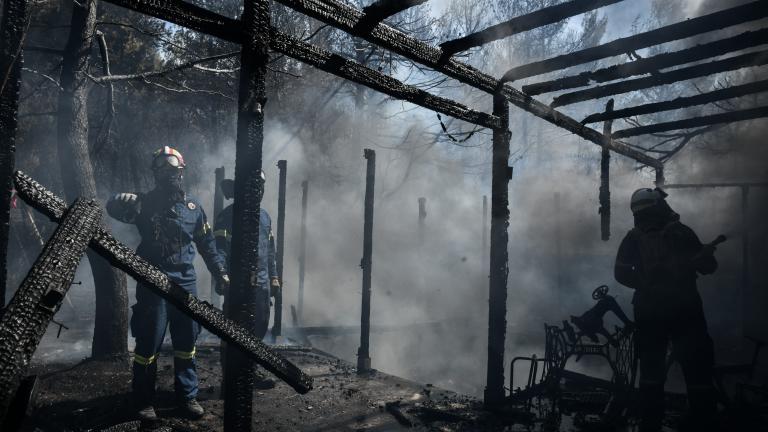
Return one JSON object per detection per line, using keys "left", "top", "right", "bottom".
{"left": 215, "top": 274, "right": 230, "bottom": 295}
{"left": 270, "top": 277, "right": 281, "bottom": 298}
{"left": 107, "top": 193, "right": 140, "bottom": 223}
{"left": 116, "top": 193, "right": 138, "bottom": 204}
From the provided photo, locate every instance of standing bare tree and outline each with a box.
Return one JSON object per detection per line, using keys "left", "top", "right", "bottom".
{"left": 57, "top": 0, "right": 128, "bottom": 359}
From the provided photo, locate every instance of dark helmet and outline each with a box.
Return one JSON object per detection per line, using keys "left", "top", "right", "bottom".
{"left": 220, "top": 171, "right": 265, "bottom": 200}
{"left": 630, "top": 187, "right": 668, "bottom": 215}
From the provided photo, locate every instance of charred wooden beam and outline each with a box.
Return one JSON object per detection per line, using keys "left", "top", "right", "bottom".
{"left": 599, "top": 99, "right": 613, "bottom": 241}
{"left": 12, "top": 171, "right": 313, "bottom": 395}
{"left": 297, "top": 179, "right": 308, "bottom": 325}
{"left": 525, "top": 28, "right": 768, "bottom": 96}
{"left": 271, "top": 160, "right": 287, "bottom": 341}
{"left": 358, "top": 149, "right": 376, "bottom": 375}
{"left": 355, "top": 0, "right": 428, "bottom": 33}
{"left": 612, "top": 105, "right": 768, "bottom": 138}
{"left": 223, "top": 0, "right": 272, "bottom": 429}
{"left": 101, "top": 0, "right": 660, "bottom": 167}
{"left": 583, "top": 78, "right": 768, "bottom": 123}
{"left": 0, "top": 198, "right": 100, "bottom": 424}
{"left": 270, "top": 30, "right": 500, "bottom": 129}
{"left": 552, "top": 48, "right": 768, "bottom": 107}
{"left": 440, "top": 0, "right": 623, "bottom": 57}
{"left": 0, "top": 0, "right": 30, "bottom": 309}
{"left": 502, "top": 0, "right": 768, "bottom": 82}
{"left": 485, "top": 92, "right": 511, "bottom": 407}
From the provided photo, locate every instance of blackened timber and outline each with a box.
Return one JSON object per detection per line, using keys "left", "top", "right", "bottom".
{"left": 440, "top": 0, "right": 623, "bottom": 57}
{"left": 224, "top": 0, "right": 271, "bottom": 429}
{"left": 356, "top": 0, "right": 428, "bottom": 33}
{"left": 612, "top": 105, "right": 768, "bottom": 138}
{"left": 552, "top": 49, "right": 768, "bottom": 107}
{"left": 485, "top": 93, "right": 511, "bottom": 407}
{"left": 358, "top": 149, "right": 376, "bottom": 374}
{"left": 272, "top": 160, "right": 287, "bottom": 340}
{"left": 100, "top": 0, "right": 658, "bottom": 167}
{"left": 582, "top": 78, "right": 768, "bottom": 123}
{"left": 12, "top": 171, "right": 313, "bottom": 393}
{"left": 599, "top": 100, "right": 613, "bottom": 242}
{"left": 270, "top": 31, "right": 499, "bottom": 129}
{"left": 297, "top": 180, "right": 308, "bottom": 323}
{"left": 524, "top": 28, "right": 768, "bottom": 96}
{"left": 0, "top": 198, "right": 100, "bottom": 424}
{"left": 0, "top": 0, "right": 30, "bottom": 308}
{"left": 502, "top": 0, "right": 768, "bottom": 82}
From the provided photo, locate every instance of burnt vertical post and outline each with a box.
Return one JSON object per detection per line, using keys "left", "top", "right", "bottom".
{"left": 297, "top": 179, "right": 308, "bottom": 325}
{"left": 0, "top": 0, "right": 30, "bottom": 308}
{"left": 599, "top": 99, "right": 614, "bottom": 241}
{"left": 655, "top": 165, "right": 665, "bottom": 187}
{"left": 482, "top": 195, "right": 488, "bottom": 254}
{"left": 741, "top": 185, "right": 749, "bottom": 331}
{"left": 224, "top": 0, "right": 270, "bottom": 430}
{"left": 485, "top": 92, "right": 511, "bottom": 406}
{"left": 272, "top": 160, "right": 287, "bottom": 340}
{"left": 212, "top": 166, "right": 225, "bottom": 305}
{"left": 358, "top": 148, "right": 376, "bottom": 374}
{"left": 555, "top": 192, "right": 563, "bottom": 292}
{"left": 418, "top": 197, "right": 426, "bottom": 245}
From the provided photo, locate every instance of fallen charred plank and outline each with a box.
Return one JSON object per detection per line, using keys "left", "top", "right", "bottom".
{"left": 11, "top": 171, "right": 313, "bottom": 395}
{"left": 524, "top": 28, "right": 768, "bottom": 95}
{"left": 582, "top": 78, "right": 768, "bottom": 123}
{"left": 439, "top": 0, "right": 623, "bottom": 57}
{"left": 502, "top": 0, "right": 768, "bottom": 81}
{"left": 552, "top": 48, "right": 768, "bottom": 107}
{"left": 0, "top": 198, "right": 101, "bottom": 424}
{"left": 611, "top": 105, "right": 768, "bottom": 138}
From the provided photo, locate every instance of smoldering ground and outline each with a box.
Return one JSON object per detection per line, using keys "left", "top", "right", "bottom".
{"left": 12, "top": 0, "right": 767, "bottom": 401}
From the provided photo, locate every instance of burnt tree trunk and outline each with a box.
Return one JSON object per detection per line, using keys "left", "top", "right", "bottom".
{"left": 57, "top": 0, "right": 128, "bottom": 359}
{"left": 0, "top": 0, "right": 30, "bottom": 308}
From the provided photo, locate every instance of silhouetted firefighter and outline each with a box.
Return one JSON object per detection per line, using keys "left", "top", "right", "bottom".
{"left": 615, "top": 187, "right": 722, "bottom": 432}
{"left": 215, "top": 175, "right": 280, "bottom": 389}
{"left": 106, "top": 147, "right": 230, "bottom": 421}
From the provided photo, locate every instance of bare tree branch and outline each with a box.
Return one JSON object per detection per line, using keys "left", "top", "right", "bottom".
{"left": 88, "top": 51, "right": 238, "bottom": 83}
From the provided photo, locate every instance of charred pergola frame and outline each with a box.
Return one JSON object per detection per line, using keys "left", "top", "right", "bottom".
{"left": 1, "top": 0, "right": 767, "bottom": 422}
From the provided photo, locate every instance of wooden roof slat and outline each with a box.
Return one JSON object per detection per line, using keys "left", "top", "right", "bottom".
{"left": 501, "top": 0, "right": 768, "bottom": 82}
{"left": 524, "top": 28, "right": 768, "bottom": 96}
{"left": 552, "top": 48, "right": 768, "bottom": 107}
{"left": 611, "top": 105, "right": 768, "bottom": 138}
{"left": 582, "top": 78, "right": 768, "bottom": 123}
{"left": 438, "top": 0, "right": 623, "bottom": 57}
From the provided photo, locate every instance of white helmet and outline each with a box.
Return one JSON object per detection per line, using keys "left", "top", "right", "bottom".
{"left": 630, "top": 188, "right": 668, "bottom": 214}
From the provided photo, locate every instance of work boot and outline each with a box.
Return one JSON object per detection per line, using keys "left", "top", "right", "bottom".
{"left": 180, "top": 398, "right": 205, "bottom": 419}
{"left": 136, "top": 405, "right": 158, "bottom": 421}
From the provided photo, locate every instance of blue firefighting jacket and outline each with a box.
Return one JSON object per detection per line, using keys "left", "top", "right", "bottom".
{"left": 106, "top": 189, "right": 226, "bottom": 285}
{"left": 213, "top": 205, "right": 277, "bottom": 287}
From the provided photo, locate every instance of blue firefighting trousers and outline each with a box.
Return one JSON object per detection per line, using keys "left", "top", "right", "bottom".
{"left": 131, "top": 281, "right": 200, "bottom": 403}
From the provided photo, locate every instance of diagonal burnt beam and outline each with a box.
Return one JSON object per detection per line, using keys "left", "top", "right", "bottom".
{"left": 501, "top": 0, "right": 768, "bottom": 82}
{"left": 552, "top": 49, "right": 768, "bottom": 107}
{"left": 0, "top": 198, "right": 100, "bottom": 424}
{"left": 355, "top": 0, "right": 428, "bottom": 33}
{"left": 611, "top": 105, "right": 768, "bottom": 138}
{"left": 582, "top": 78, "right": 768, "bottom": 123}
{"left": 439, "top": 0, "right": 623, "bottom": 57}
{"left": 273, "top": 0, "right": 662, "bottom": 167}
{"left": 525, "top": 28, "right": 768, "bottom": 96}
{"left": 102, "top": 0, "right": 498, "bottom": 128}
{"left": 12, "top": 171, "right": 313, "bottom": 394}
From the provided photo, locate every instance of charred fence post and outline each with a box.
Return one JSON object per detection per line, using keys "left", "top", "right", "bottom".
{"left": 655, "top": 166, "right": 665, "bottom": 187}
{"left": 224, "top": 0, "right": 271, "bottom": 430}
{"left": 599, "top": 99, "right": 614, "bottom": 241}
{"left": 358, "top": 149, "right": 376, "bottom": 374}
{"left": 0, "top": 198, "right": 101, "bottom": 425}
{"left": 418, "top": 197, "right": 426, "bottom": 246}
{"left": 482, "top": 195, "right": 488, "bottom": 260}
{"left": 485, "top": 92, "right": 511, "bottom": 406}
{"left": 741, "top": 185, "right": 749, "bottom": 326}
{"left": 211, "top": 166, "right": 225, "bottom": 306}
{"left": 272, "top": 160, "right": 287, "bottom": 341}
{"left": 298, "top": 179, "right": 308, "bottom": 324}
{"left": 0, "top": 0, "right": 30, "bottom": 308}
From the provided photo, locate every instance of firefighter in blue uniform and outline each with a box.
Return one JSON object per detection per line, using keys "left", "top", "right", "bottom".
{"left": 214, "top": 175, "right": 280, "bottom": 388}
{"left": 107, "top": 147, "right": 229, "bottom": 421}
